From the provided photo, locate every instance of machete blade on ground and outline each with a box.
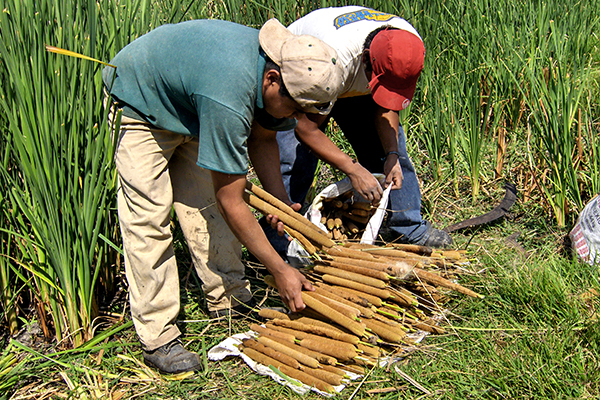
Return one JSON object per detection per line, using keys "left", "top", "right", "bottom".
{"left": 443, "top": 182, "right": 518, "bottom": 233}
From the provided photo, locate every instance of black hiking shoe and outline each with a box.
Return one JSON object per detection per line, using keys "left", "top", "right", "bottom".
{"left": 209, "top": 298, "right": 257, "bottom": 320}
{"left": 418, "top": 227, "right": 453, "bottom": 248}
{"left": 380, "top": 224, "right": 453, "bottom": 249}
{"left": 143, "top": 339, "right": 201, "bottom": 374}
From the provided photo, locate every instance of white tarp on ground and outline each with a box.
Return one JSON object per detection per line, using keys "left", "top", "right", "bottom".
{"left": 208, "top": 323, "right": 431, "bottom": 397}
{"left": 207, "top": 332, "right": 357, "bottom": 397}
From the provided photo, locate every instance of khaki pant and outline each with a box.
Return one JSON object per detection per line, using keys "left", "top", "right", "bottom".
{"left": 112, "top": 110, "right": 252, "bottom": 350}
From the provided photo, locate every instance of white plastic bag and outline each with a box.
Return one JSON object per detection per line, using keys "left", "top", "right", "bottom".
{"left": 285, "top": 174, "right": 390, "bottom": 266}
{"left": 569, "top": 194, "right": 600, "bottom": 265}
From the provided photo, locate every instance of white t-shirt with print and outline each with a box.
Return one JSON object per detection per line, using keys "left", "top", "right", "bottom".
{"left": 288, "top": 6, "right": 421, "bottom": 98}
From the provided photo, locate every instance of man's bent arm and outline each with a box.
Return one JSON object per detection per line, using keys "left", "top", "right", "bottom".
{"left": 295, "top": 113, "right": 383, "bottom": 202}
{"left": 248, "top": 121, "right": 292, "bottom": 205}
{"left": 211, "top": 171, "right": 312, "bottom": 312}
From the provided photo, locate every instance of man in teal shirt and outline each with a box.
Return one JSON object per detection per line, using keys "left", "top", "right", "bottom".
{"left": 103, "top": 18, "right": 343, "bottom": 374}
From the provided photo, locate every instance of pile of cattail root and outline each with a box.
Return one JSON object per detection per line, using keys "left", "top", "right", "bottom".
{"left": 317, "top": 190, "right": 377, "bottom": 241}
{"left": 239, "top": 181, "right": 483, "bottom": 394}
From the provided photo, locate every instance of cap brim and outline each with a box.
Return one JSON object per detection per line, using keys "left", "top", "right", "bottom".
{"left": 259, "top": 19, "right": 295, "bottom": 65}
{"left": 303, "top": 101, "right": 335, "bottom": 115}
{"left": 370, "top": 76, "right": 416, "bottom": 111}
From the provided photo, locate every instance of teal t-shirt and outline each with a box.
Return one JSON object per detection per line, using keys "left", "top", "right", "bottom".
{"left": 103, "top": 19, "right": 296, "bottom": 174}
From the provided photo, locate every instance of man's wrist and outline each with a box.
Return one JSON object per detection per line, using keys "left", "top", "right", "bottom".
{"left": 381, "top": 151, "right": 400, "bottom": 161}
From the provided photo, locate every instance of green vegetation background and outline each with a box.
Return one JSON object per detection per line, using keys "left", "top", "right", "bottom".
{"left": 0, "top": 0, "right": 599, "bottom": 398}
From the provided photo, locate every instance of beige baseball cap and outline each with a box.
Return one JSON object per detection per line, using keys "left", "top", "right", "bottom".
{"left": 259, "top": 18, "right": 344, "bottom": 115}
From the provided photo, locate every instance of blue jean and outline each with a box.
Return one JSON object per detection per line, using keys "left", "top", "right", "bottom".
{"left": 263, "top": 95, "right": 430, "bottom": 253}
{"left": 258, "top": 129, "right": 320, "bottom": 257}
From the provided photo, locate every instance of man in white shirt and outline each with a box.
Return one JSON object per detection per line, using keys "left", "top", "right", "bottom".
{"left": 264, "top": 6, "right": 452, "bottom": 255}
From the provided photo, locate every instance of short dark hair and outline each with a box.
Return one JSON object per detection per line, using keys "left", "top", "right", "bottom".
{"left": 264, "top": 58, "right": 291, "bottom": 98}
{"left": 362, "top": 25, "right": 399, "bottom": 70}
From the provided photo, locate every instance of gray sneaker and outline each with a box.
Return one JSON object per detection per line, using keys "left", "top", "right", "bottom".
{"left": 381, "top": 224, "right": 453, "bottom": 249}
{"left": 419, "top": 228, "right": 453, "bottom": 248}
{"left": 142, "top": 339, "right": 201, "bottom": 374}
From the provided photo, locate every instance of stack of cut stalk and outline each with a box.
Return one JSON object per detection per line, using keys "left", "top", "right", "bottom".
{"left": 241, "top": 181, "right": 483, "bottom": 393}
{"left": 317, "top": 191, "right": 378, "bottom": 241}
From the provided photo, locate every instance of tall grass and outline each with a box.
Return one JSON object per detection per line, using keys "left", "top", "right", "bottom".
{"left": 520, "top": 13, "right": 597, "bottom": 227}
{"left": 412, "top": 0, "right": 599, "bottom": 218}
{"left": 0, "top": 0, "right": 173, "bottom": 347}
{"left": 0, "top": 0, "right": 114, "bottom": 346}
{"left": 417, "top": 74, "right": 449, "bottom": 181}
{"left": 0, "top": 198, "right": 18, "bottom": 337}
{"left": 413, "top": 0, "right": 499, "bottom": 197}
{"left": 525, "top": 60, "right": 588, "bottom": 228}
{"left": 0, "top": 105, "right": 18, "bottom": 335}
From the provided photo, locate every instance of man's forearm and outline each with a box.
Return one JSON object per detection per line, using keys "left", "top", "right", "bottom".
{"left": 211, "top": 170, "right": 311, "bottom": 311}
{"left": 248, "top": 122, "right": 292, "bottom": 204}
{"left": 212, "top": 175, "right": 286, "bottom": 271}
{"left": 375, "top": 107, "right": 400, "bottom": 154}
{"left": 294, "top": 114, "right": 359, "bottom": 176}
{"left": 295, "top": 114, "right": 383, "bottom": 201}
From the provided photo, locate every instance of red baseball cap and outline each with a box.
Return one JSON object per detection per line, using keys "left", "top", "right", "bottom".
{"left": 369, "top": 29, "right": 425, "bottom": 111}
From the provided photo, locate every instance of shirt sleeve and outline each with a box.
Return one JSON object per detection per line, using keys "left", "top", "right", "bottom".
{"left": 254, "top": 107, "right": 298, "bottom": 131}
{"left": 195, "top": 95, "right": 251, "bottom": 174}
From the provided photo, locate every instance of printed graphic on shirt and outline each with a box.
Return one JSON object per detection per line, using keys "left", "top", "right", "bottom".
{"left": 333, "top": 8, "right": 397, "bottom": 29}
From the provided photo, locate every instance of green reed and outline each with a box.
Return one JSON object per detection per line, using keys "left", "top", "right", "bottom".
{"left": 519, "top": 10, "right": 597, "bottom": 227}
{"left": 525, "top": 60, "right": 589, "bottom": 228}
{"left": 412, "top": 0, "right": 598, "bottom": 213}
{"left": 0, "top": 0, "right": 168, "bottom": 347}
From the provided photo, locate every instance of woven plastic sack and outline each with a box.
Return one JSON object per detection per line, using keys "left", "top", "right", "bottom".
{"left": 305, "top": 174, "right": 391, "bottom": 245}
{"left": 286, "top": 174, "right": 390, "bottom": 267}
{"left": 569, "top": 194, "right": 600, "bottom": 265}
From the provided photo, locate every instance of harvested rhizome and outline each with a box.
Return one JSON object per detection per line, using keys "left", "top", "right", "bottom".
{"left": 219, "top": 182, "right": 483, "bottom": 396}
